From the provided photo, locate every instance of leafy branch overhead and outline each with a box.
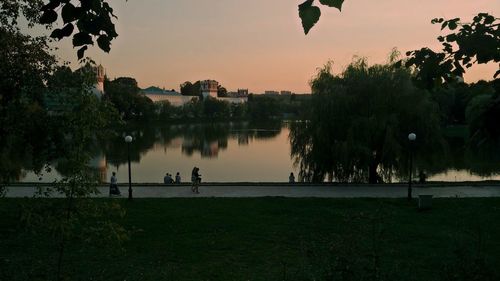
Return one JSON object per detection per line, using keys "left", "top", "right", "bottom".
{"left": 36, "top": 0, "right": 341, "bottom": 59}
{"left": 40, "top": 0, "right": 118, "bottom": 60}
{"left": 405, "top": 13, "right": 500, "bottom": 89}
{"left": 298, "top": 0, "right": 344, "bottom": 34}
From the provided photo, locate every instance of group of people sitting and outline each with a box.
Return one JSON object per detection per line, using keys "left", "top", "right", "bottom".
{"left": 164, "top": 172, "right": 181, "bottom": 184}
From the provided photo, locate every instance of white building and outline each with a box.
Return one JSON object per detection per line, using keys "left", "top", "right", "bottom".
{"left": 141, "top": 86, "right": 198, "bottom": 106}
{"left": 92, "top": 64, "right": 105, "bottom": 98}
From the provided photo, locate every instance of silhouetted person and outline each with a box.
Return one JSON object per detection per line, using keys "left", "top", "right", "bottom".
{"left": 175, "top": 172, "right": 181, "bottom": 184}
{"left": 289, "top": 172, "right": 295, "bottom": 183}
{"left": 191, "top": 167, "right": 201, "bottom": 194}
{"left": 109, "top": 172, "right": 121, "bottom": 196}
{"left": 164, "top": 173, "right": 173, "bottom": 184}
{"left": 418, "top": 171, "right": 427, "bottom": 184}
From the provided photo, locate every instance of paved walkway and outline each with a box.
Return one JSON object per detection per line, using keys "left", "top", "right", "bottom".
{"left": 4, "top": 184, "right": 500, "bottom": 198}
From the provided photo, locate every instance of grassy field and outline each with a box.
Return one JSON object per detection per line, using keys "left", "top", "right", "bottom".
{"left": 1, "top": 198, "right": 499, "bottom": 281}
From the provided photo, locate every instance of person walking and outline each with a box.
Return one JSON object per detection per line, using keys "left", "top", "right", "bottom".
{"left": 191, "top": 167, "right": 201, "bottom": 194}
{"left": 289, "top": 172, "right": 295, "bottom": 183}
{"left": 175, "top": 172, "right": 181, "bottom": 184}
{"left": 110, "top": 172, "right": 121, "bottom": 196}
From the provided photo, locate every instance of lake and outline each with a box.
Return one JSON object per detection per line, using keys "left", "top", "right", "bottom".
{"left": 21, "top": 121, "right": 500, "bottom": 183}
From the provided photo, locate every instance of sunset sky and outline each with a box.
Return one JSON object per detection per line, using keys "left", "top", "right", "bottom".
{"left": 54, "top": 0, "right": 500, "bottom": 93}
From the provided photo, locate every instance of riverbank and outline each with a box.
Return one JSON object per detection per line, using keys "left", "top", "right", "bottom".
{"left": 4, "top": 183, "right": 500, "bottom": 198}
{"left": 1, "top": 198, "right": 499, "bottom": 280}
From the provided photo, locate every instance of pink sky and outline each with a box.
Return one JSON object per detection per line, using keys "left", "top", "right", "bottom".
{"left": 55, "top": 0, "right": 499, "bottom": 93}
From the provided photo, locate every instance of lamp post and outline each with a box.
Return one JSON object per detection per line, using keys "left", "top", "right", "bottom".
{"left": 408, "top": 133, "right": 416, "bottom": 201}
{"left": 125, "top": 135, "right": 133, "bottom": 200}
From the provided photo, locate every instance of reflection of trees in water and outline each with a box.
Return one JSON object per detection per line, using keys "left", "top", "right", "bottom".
{"left": 102, "top": 121, "right": 282, "bottom": 164}
{"left": 291, "top": 122, "right": 500, "bottom": 183}
{"left": 104, "top": 124, "right": 156, "bottom": 168}
{"left": 181, "top": 123, "right": 231, "bottom": 158}
{"left": 419, "top": 137, "right": 500, "bottom": 179}
{"left": 179, "top": 121, "right": 282, "bottom": 158}
{"left": 10, "top": 119, "right": 500, "bottom": 182}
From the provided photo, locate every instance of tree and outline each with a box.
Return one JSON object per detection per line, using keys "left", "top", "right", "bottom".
{"left": 180, "top": 80, "right": 201, "bottom": 96}
{"left": 180, "top": 81, "right": 194, "bottom": 96}
{"left": 105, "top": 77, "right": 156, "bottom": 121}
{"left": 0, "top": 8, "right": 57, "bottom": 185}
{"left": 157, "top": 100, "right": 175, "bottom": 121}
{"left": 217, "top": 85, "right": 228, "bottom": 97}
{"left": 405, "top": 13, "right": 499, "bottom": 89}
{"left": 203, "top": 97, "right": 231, "bottom": 119}
{"left": 37, "top": 0, "right": 118, "bottom": 59}
{"left": 403, "top": 13, "right": 499, "bottom": 145}
{"left": 247, "top": 95, "right": 280, "bottom": 120}
{"left": 290, "top": 57, "right": 445, "bottom": 183}
{"left": 20, "top": 88, "right": 127, "bottom": 280}
{"left": 1, "top": 5, "right": 128, "bottom": 279}
{"left": 466, "top": 79, "right": 500, "bottom": 145}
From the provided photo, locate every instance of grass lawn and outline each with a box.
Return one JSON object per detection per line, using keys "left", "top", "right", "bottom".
{"left": 1, "top": 198, "right": 499, "bottom": 281}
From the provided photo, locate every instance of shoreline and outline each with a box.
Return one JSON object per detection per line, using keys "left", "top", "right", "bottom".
{"left": 6, "top": 181, "right": 500, "bottom": 187}
{"left": 4, "top": 184, "right": 500, "bottom": 198}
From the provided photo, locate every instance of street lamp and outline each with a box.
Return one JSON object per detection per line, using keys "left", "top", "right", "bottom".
{"left": 125, "top": 135, "right": 133, "bottom": 200}
{"left": 408, "top": 133, "right": 416, "bottom": 201}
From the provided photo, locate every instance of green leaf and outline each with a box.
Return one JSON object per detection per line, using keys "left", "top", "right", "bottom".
{"left": 60, "top": 23, "right": 74, "bottom": 38}
{"left": 431, "top": 18, "right": 443, "bottom": 24}
{"left": 61, "top": 3, "right": 77, "bottom": 24}
{"left": 50, "top": 28, "right": 64, "bottom": 40}
{"left": 39, "top": 10, "right": 58, "bottom": 24}
{"left": 72, "top": 32, "right": 93, "bottom": 47}
{"left": 445, "top": 34, "right": 457, "bottom": 42}
{"left": 41, "top": 0, "right": 61, "bottom": 11}
{"left": 97, "top": 35, "right": 111, "bottom": 53}
{"left": 299, "top": 0, "right": 321, "bottom": 35}
{"left": 319, "top": 0, "right": 344, "bottom": 11}
{"left": 448, "top": 21, "right": 458, "bottom": 30}
{"left": 77, "top": 46, "right": 88, "bottom": 60}
{"left": 484, "top": 15, "right": 495, "bottom": 25}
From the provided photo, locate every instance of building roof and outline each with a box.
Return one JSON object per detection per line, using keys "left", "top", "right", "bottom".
{"left": 141, "top": 86, "right": 181, "bottom": 96}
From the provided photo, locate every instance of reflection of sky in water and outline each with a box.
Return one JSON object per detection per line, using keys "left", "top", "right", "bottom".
{"left": 23, "top": 127, "right": 298, "bottom": 183}
{"left": 428, "top": 170, "right": 500, "bottom": 182}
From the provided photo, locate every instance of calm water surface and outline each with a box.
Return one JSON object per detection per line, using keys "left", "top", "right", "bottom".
{"left": 21, "top": 122, "right": 500, "bottom": 183}
{"left": 23, "top": 122, "right": 297, "bottom": 183}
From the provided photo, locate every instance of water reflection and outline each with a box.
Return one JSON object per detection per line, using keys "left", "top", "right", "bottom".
{"left": 22, "top": 121, "right": 288, "bottom": 183}
{"left": 17, "top": 121, "right": 500, "bottom": 183}
{"left": 290, "top": 121, "right": 500, "bottom": 183}
{"left": 425, "top": 137, "right": 500, "bottom": 179}
{"left": 105, "top": 121, "right": 282, "bottom": 166}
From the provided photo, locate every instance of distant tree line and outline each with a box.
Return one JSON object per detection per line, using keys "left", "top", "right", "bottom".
{"left": 102, "top": 76, "right": 311, "bottom": 123}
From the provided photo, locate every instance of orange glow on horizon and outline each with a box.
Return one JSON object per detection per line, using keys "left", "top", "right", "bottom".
{"left": 50, "top": 0, "right": 499, "bottom": 93}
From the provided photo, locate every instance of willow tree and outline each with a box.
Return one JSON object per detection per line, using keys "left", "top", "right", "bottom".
{"left": 290, "top": 57, "right": 445, "bottom": 183}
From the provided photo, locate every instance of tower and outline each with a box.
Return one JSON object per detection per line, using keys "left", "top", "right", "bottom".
{"left": 93, "top": 64, "right": 105, "bottom": 97}
{"left": 200, "top": 80, "right": 218, "bottom": 99}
